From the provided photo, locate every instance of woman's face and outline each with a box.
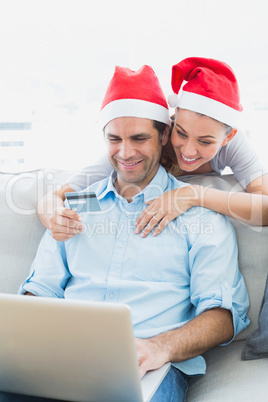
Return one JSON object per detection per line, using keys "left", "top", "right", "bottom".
{"left": 171, "top": 108, "right": 232, "bottom": 172}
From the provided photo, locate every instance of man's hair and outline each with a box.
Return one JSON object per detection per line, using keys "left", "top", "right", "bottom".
{"left": 152, "top": 120, "right": 168, "bottom": 142}
{"left": 103, "top": 119, "right": 168, "bottom": 141}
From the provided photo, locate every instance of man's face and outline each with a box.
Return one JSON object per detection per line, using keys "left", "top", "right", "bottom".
{"left": 104, "top": 117, "right": 168, "bottom": 192}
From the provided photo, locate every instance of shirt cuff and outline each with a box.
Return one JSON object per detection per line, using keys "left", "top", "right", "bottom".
{"left": 18, "top": 282, "right": 64, "bottom": 298}
{"left": 195, "top": 281, "right": 250, "bottom": 345}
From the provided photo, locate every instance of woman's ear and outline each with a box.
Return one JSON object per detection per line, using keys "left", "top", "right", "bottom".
{"left": 221, "top": 128, "right": 237, "bottom": 147}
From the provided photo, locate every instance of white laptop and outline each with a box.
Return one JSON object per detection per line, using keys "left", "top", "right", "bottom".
{"left": 0, "top": 293, "right": 170, "bottom": 402}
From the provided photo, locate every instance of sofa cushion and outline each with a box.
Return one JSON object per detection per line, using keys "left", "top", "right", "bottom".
{"left": 187, "top": 341, "right": 268, "bottom": 401}
{"left": 241, "top": 273, "right": 268, "bottom": 360}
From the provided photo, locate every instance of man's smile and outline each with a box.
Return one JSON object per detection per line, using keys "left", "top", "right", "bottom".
{"left": 117, "top": 159, "right": 143, "bottom": 169}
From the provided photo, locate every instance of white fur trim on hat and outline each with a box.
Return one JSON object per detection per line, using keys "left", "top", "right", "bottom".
{"left": 101, "top": 99, "right": 171, "bottom": 128}
{"left": 177, "top": 91, "right": 240, "bottom": 127}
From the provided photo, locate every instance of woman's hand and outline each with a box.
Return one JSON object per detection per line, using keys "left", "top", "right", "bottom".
{"left": 135, "top": 185, "right": 199, "bottom": 237}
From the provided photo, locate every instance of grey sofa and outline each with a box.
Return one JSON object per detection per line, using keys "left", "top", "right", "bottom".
{"left": 0, "top": 169, "right": 267, "bottom": 401}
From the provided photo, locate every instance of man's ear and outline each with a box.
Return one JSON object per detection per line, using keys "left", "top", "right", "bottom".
{"left": 162, "top": 126, "right": 170, "bottom": 146}
{"left": 221, "top": 128, "right": 237, "bottom": 147}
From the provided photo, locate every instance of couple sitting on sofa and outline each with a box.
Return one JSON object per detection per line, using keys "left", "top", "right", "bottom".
{"left": 3, "top": 58, "right": 266, "bottom": 401}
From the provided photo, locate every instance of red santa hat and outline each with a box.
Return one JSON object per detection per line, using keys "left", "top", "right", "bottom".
{"left": 168, "top": 57, "right": 243, "bottom": 127}
{"left": 101, "top": 65, "right": 170, "bottom": 128}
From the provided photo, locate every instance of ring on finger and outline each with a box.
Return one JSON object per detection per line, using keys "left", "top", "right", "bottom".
{"left": 152, "top": 215, "right": 160, "bottom": 222}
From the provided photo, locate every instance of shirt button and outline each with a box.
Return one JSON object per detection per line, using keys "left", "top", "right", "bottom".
{"left": 125, "top": 211, "right": 130, "bottom": 216}
{"left": 224, "top": 283, "right": 230, "bottom": 289}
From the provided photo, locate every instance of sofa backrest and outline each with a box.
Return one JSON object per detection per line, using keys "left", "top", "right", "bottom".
{"left": 0, "top": 170, "right": 267, "bottom": 342}
{"left": 0, "top": 169, "right": 72, "bottom": 294}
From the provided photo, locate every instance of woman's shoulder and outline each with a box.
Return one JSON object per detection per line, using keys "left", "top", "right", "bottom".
{"left": 212, "top": 127, "right": 266, "bottom": 188}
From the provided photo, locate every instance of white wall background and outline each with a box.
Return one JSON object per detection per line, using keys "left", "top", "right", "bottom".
{"left": 0, "top": 0, "right": 267, "bottom": 172}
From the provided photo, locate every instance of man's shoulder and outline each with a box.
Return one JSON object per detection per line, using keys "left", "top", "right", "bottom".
{"left": 165, "top": 174, "right": 222, "bottom": 220}
{"left": 166, "top": 171, "right": 190, "bottom": 190}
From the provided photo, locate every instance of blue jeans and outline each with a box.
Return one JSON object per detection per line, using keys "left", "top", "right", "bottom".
{"left": 0, "top": 367, "right": 188, "bottom": 402}
{"left": 151, "top": 366, "right": 188, "bottom": 402}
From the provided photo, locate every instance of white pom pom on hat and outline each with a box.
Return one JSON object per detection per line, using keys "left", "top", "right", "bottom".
{"left": 167, "top": 93, "right": 179, "bottom": 108}
{"left": 170, "top": 57, "right": 243, "bottom": 127}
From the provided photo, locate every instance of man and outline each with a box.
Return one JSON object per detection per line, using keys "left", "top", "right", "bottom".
{"left": 5, "top": 66, "right": 249, "bottom": 402}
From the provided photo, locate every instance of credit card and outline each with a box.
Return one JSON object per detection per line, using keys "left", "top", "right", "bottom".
{"left": 65, "top": 191, "right": 101, "bottom": 213}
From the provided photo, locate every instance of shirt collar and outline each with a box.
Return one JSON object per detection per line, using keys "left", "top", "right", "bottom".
{"left": 94, "top": 171, "right": 117, "bottom": 200}
{"left": 96, "top": 165, "right": 169, "bottom": 203}
{"left": 139, "top": 165, "right": 169, "bottom": 202}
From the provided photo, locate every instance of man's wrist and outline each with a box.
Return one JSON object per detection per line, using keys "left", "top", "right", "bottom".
{"left": 152, "top": 331, "right": 175, "bottom": 363}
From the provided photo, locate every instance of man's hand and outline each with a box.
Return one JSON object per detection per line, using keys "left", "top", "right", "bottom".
{"left": 135, "top": 337, "right": 170, "bottom": 378}
{"left": 135, "top": 308, "right": 234, "bottom": 378}
{"left": 49, "top": 207, "right": 84, "bottom": 241}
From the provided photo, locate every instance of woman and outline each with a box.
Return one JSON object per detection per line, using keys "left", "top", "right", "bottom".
{"left": 38, "top": 57, "right": 268, "bottom": 240}
{"left": 135, "top": 57, "right": 268, "bottom": 236}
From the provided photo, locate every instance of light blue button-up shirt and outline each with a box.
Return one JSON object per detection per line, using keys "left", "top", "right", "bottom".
{"left": 19, "top": 166, "right": 250, "bottom": 375}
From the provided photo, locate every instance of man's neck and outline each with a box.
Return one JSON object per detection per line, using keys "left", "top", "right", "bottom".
{"left": 113, "top": 179, "right": 144, "bottom": 203}
{"left": 113, "top": 167, "right": 160, "bottom": 202}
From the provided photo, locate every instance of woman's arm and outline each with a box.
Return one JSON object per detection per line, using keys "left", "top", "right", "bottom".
{"left": 195, "top": 176, "right": 268, "bottom": 225}
{"left": 37, "top": 184, "right": 84, "bottom": 241}
{"left": 135, "top": 174, "right": 268, "bottom": 237}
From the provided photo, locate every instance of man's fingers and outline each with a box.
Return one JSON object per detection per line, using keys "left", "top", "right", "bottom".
{"left": 56, "top": 207, "right": 82, "bottom": 222}
{"left": 50, "top": 209, "right": 84, "bottom": 241}
{"left": 51, "top": 225, "right": 84, "bottom": 241}
{"left": 53, "top": 224, "right": 84, "bottom": 235}
{"left": 139, "top": 363, "right": 147, "bottom": 379}
{"left": 55, "top": 215, "right": 84, "bottom": 230}
{"left": 52, "top": 232, "right": 77, "bottom": 241}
